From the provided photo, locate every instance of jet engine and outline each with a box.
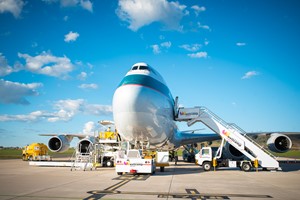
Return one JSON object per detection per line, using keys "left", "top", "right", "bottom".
{"left": 223, "top": 143, "right": 245, "bottom": 160}
{"left": 77, "top": 136, "right": 97, "bottom": 154}
{"left": 48, "top": 135, "right": 71, "bottom": 152}
{"left": 267, "top": 133, "right": 292, "bottom": 153}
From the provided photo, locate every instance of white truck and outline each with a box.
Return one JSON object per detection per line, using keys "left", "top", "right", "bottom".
{"left": 195, "top": 146, "right": 256, "bottom": 172}
{"left": 115, "top": 149, "right": 156, "bottom": 175}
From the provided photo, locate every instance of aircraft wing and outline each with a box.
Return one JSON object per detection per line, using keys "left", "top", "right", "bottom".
{"left": 246, "top": 131, "right": 300, "bottom": 136}
{"left": 171, "top": 131, "right": 220, "bottom": 147}
{"left": 39, "top": 133, "right": 92, "bottom": 140}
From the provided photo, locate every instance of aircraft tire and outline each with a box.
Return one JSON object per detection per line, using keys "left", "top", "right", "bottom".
{"left": 160, "top": 166, "right": 165, "bottom": 172}
{"left": 106, "top": 160, "right": 113, "bottom": 167}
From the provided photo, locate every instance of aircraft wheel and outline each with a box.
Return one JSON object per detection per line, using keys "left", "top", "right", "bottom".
{"left": 152, "top": 169, "right": 156, "bottom": 175}
{"left": 160, "top": 166, "right": 165, "bottom": 172}
{"left": 203, "top": 162, "right": 212, "bottom": 171}
{"left": 106, "top": 160, "right": 113, "bottom": 167}
{"left": 241, "top": 162, "right": 251, "bottom": 172}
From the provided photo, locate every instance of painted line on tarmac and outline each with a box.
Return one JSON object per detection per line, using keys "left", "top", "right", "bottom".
{"left": 113, "top": 174, "right": 150, "bottom": 181}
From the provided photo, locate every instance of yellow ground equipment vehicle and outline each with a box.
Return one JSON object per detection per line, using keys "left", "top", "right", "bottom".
{"left": 22, "top": 143, "right": 51, "bottom": 161}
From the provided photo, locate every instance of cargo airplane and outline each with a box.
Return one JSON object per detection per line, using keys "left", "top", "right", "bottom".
{"left": 43, "top": 62, "right": 296, "bottom": 159}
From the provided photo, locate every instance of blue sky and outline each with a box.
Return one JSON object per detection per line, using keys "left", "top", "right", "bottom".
{"left": 0, "top": 0, "right": 300, "bottom": 147}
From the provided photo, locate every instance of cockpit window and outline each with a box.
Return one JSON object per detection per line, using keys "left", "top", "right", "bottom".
{"left": 131, "top": 66, "right": 138, "bottom": 70}
{"left": 139, "top": 65, "right": 149, "bottom": 70}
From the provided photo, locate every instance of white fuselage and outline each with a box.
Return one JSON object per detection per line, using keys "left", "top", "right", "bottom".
{"left": 112, "top": 63, "right": 176, "bottom": 147}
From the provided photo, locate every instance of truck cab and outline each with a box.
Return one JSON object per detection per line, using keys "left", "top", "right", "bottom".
{"left": 195, "top": 147, "right": 213, "bottom": 171}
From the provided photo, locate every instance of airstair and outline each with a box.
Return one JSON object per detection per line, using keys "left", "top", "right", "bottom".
{"left": 176, "top": 106, "right": 281, "bottom": 170}
{"left": 71, "top": 143, "right": 93, "bottom": 171}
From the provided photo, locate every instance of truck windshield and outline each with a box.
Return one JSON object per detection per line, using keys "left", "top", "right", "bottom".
{"left": 202, "top": 149, "right": 210, "bottom": 155}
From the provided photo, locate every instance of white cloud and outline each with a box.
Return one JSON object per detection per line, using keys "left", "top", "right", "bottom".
{"left": 191, "top": 5, "right": 205, "bottom": 16}
{"left": 0, "top": 0, "right": 24, "bottom": 18}
{"left": 43, "top": 0, "right": 93, "bottom": 12}
{"left": 116, "top": 0, "right": 187, "bottom": 31}
{"left": 241, "top": 71, "right": 259, "bottom": 79}
{"left": 236, "top": 42, "right": 246, "bottom": 46}
{"left": 204, "top": 39, "right": 209, "bottom": 46}
{"left": 51, "top": 99, "right": 112, "bottom": 122}
{"left": 83, "top": 121, "right": 95, "bottom": 135}
{"left": 0, "top": 53, "right": 23, "bottom": 76}
{"left": 60, "top": 0, "right": 77, "bottom": 6}
{"left": 64, "top": 31, "right": 79, "bottom": 42}
{"left": 0, "top": 79, "right": 43, "bottom": 105}
{"left": 78, "top": 83, "right": 98, "bottom": 89}
{"left": 151, "top": 44, "right": 161, "bottom": 54}
{"left": 63, "top": 15, "right": 69, "bottom": 21}
{"left": 18, "top": 51, "right": 74, "bottom": 78}
{"left": 159, "top": 35, "right": 165, "bottom": 40}
{"left": 84, "top": 103, "right": 113, "bottom": 116}
{"left": 80, "top": 0, "right": 93, "bottom": 12}
{"left": 0, "top": 99, "right": 112, "bottom": 122}
{"left": 151, "top": 41, "right": 172, "bottom": 54}
{"left": 197, "top": 22, "right": 210, "bottom": 31}
{"left": 77, "top": 71, "right": 87, "bottom": 80}
{"left": 0, "top": 111, "right": 51, "bottom": 122}
{"left": 179, "top": 44, "right": 201, "bottom": 52}
{"left": 187, "top": 51, "right": 208, "bottom": 58}
{"left": 161, "top": 41, "right": 171, "bottom": 48}
{"left": 0, "top": 53, "right": 13, "bottom": 76}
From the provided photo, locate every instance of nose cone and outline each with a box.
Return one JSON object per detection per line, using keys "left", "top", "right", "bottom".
{"left": 113, "top": 84, "right": 174, "bottom": 145}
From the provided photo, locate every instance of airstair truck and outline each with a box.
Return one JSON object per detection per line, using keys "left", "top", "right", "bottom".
{"left": 176, "top": 106, "right": 281, "bottom": 171}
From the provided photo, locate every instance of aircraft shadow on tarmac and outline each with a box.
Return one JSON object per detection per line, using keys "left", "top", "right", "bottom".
{"left": 279, "top": 162, "right": 300, "bottom": 172}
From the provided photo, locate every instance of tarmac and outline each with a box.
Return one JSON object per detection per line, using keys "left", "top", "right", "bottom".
{"left": 0, "top": 159, "right": 300, "bottom": 200}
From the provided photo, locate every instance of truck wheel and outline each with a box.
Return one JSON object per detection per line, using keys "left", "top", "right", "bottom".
{"left": 106, "top": 160, "right": 113, "bottom": 167}
{"left": 241, "top": 162, "right": 251, "bottom": 172}
{"left": 203, "top": 162, "right": 211, "bottom": 171}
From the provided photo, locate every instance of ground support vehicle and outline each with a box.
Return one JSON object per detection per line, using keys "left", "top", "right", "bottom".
{"left": 176, "top": 106, "right": 280, "bottom": 171}
{"left": 195, "top": 145, "right": 256, "bottom": 172}
{"left": 22, "top": 143, "right": 51, "bottom": 161}
{"left": 155, "top": 151, "right": 169, "bottom": 172}
{"left": 115, "top": 149, "right": 156, "bottom": 175}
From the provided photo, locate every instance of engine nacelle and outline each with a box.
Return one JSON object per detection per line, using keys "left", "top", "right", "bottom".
{"left": 223, "top": 143, "right": 245, "bottom": 160}
{"left": 267, "top": 133, "right": 292, "bottom": 153}
{"left": 77, "top": 136, "right": 97, "bottom": 154}
{"left": 48, "top": 135, "right": 71, "bottom": 153}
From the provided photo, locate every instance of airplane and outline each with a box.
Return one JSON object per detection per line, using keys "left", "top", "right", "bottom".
{"left": 43, "top": 62, "right": 296, "bottom": 160}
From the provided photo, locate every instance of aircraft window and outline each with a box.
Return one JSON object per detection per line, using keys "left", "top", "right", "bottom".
{"left": 139, "top": 65, "right": 149, "bottom": 70}
{"left": 131, "top": 66, "right": 138, "bottom": 70}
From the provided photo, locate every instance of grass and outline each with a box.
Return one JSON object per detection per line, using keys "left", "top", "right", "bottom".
{"left": 273, "top": 150, "right": 300, "bottom": 159}
{"left": 0, "top": 149, "right": 22, "bottom": 159}
{"left": 1, "top": 146, "right": 300, "bottom": 160}
{"left": 0, "top": 148, "right": 75, "bottom": 159}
